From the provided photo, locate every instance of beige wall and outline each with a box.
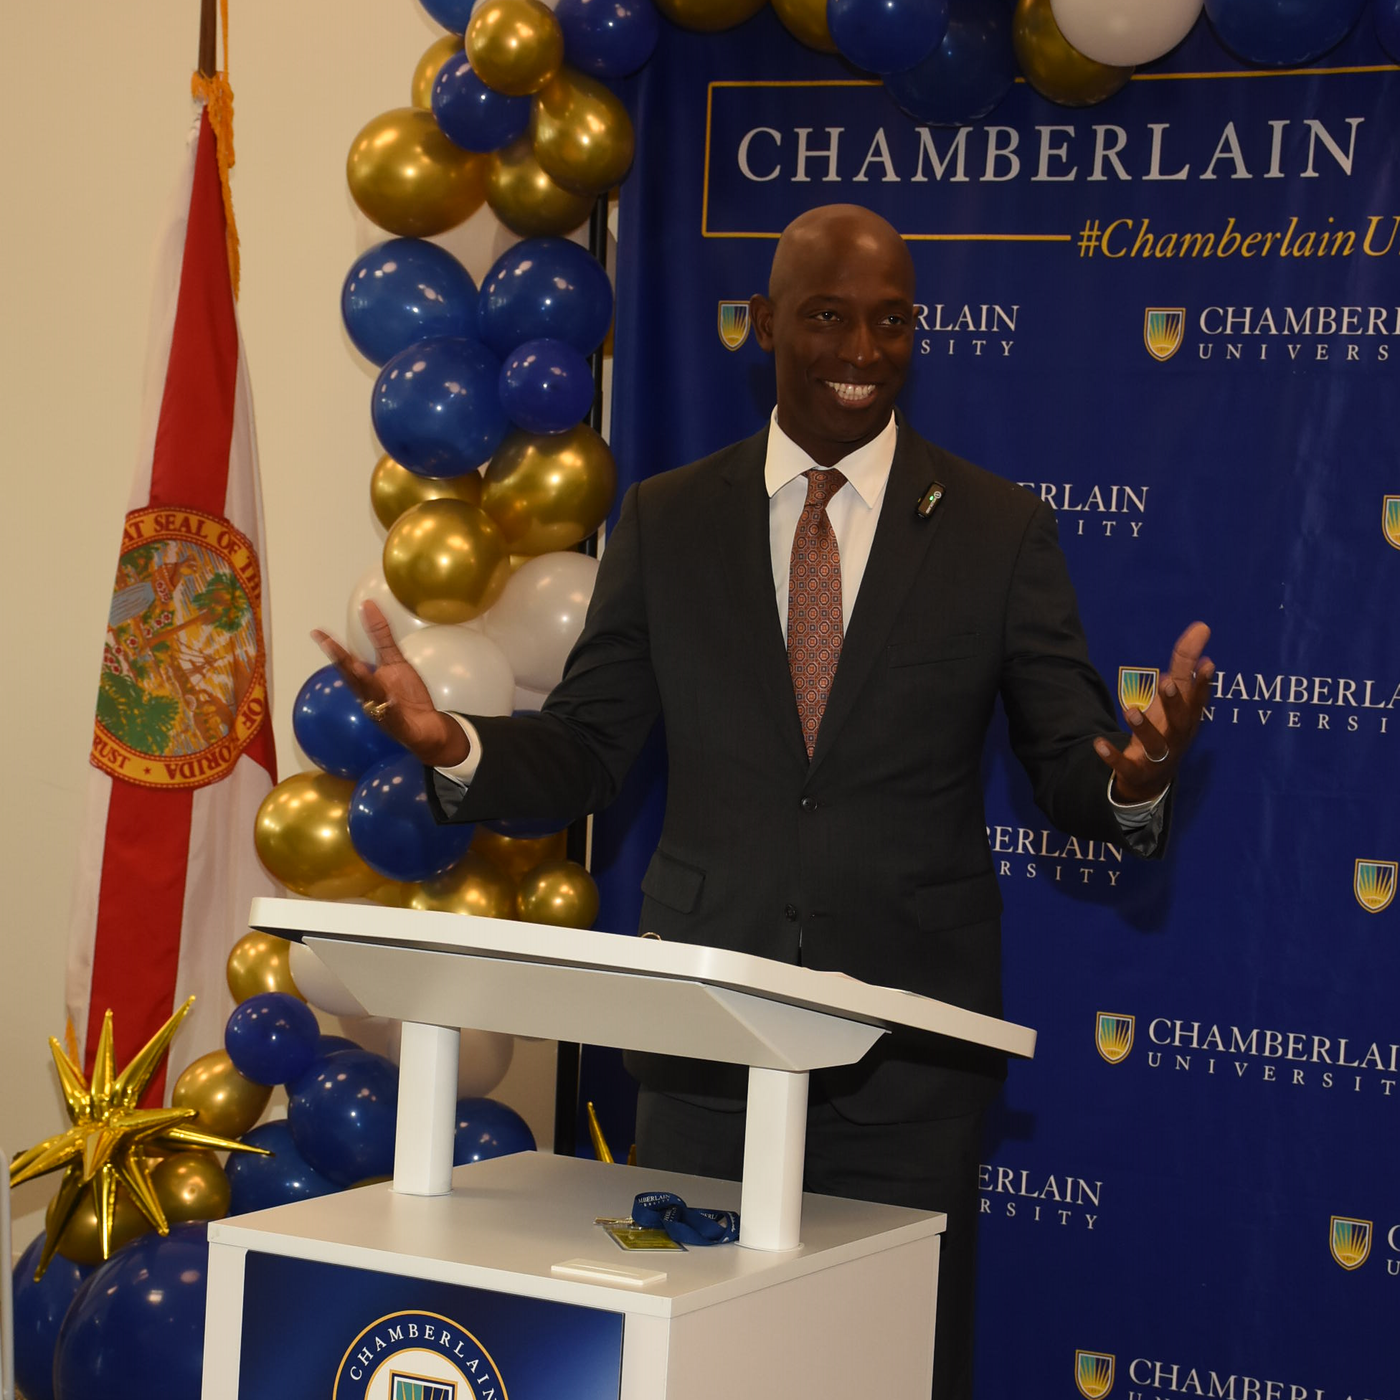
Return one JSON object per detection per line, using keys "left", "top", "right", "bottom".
{"left": 1, "top": 1, "right": 564, "bottom": 1244}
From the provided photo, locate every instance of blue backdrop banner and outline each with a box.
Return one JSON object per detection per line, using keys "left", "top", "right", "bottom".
{"left": 598, "top": 9, "right": 1398, "bottom": 1398}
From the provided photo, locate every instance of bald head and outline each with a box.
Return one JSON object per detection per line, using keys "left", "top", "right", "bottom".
{"left": 749, "top": 204, "right": 917, "bottom": 467}
{"left": 768, "top": 205, "right": 914, "bottom": 305}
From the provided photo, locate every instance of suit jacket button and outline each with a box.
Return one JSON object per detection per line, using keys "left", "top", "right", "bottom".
{"left": 784, "top": 904, "right": 799, "bottom": 921}
{"left": 800, "top": 796, "right": 818, "bottom": 812}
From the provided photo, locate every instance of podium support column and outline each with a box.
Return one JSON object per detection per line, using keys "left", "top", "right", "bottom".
{"left": 393, "top": 1022, "right": 460, "bottom": 1196}
{"left": 739, "top": 1066, "right": 809, "bottom": 1252}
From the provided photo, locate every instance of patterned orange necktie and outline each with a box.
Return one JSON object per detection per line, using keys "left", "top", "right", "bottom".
{"left": 787, "top": 468, "right": 846, "bottom": 758}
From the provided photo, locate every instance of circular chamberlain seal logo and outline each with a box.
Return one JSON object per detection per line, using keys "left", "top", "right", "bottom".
{"left": 333, "top": 1311, "right": 508, "bottom": 1400}
{"left": 92, "top": 505, "right": 268, "bottom": 789}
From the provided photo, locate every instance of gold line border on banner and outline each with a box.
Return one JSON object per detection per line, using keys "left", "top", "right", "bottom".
{"left": 700, "top": 65, "right": 1399, "bottom": 240}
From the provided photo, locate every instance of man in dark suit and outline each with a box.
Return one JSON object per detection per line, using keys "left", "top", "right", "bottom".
{"left": 316, "top": 204, "right": 1212, "bottom": 1400}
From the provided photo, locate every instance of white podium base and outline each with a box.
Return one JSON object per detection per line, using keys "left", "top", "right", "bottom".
{"left": 203, "top": 1153, "right": 942, "bottom": 1400}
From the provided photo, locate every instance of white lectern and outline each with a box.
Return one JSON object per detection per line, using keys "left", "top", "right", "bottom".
{"left": 200, "top": 898, "right": 1034, "bottom": 1400}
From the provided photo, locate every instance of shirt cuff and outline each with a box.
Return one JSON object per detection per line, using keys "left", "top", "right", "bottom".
{"left": 1106, "top": 773, "right": 1168, "bottom": 825}
{"left": 1106, "top": 773, "right": 1168, "bottom": 856}
{"left": 433, "top": 713, "right": 483, "bottom": 790}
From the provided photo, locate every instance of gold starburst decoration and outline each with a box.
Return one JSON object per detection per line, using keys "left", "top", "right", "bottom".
{"left": 9, "top": 997, "right": 269, "bottom": 1279}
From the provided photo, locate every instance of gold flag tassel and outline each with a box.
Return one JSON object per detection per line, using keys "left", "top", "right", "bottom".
{"left": 190, "top": 0, "right": 240, "bottom": 298}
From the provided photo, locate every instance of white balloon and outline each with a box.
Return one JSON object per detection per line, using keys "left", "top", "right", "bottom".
{"left": 483, "top": 552, "right": 598, "bottom": 693}
{"left": 289, "top": 941, "right": 368, "bottom": 1018}
{"left": 382, "top": 1023, "right": 516, "bottom": 1097}
{"left": 457, "top": 1029, "right": 515, "bottom": 1097}
{"left": 400, "top": 626, "right": 516, "bottom": 716}
{"left": 514, "top": 684, "right": 551, "bottom": 713}
{"left": 338, "top": 1015, "right": 400, "bottom": 1060}
{"left": 1050, "top": 0, "right": 1202, "bottom": 66}
{"left": 346, "top": 564, "right": 433, "bottom": 663}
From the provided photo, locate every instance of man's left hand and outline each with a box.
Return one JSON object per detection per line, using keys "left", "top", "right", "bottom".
{"left": 1094, "top": 621, "right": 1214, "bottom": 804}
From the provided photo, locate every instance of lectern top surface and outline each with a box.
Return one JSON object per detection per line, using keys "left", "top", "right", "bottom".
{"left": 250, "top": 896, "right": 1035, "bottom": 1058}
{"left": 207, "top": 1152, "right": 943, "bottom": 1318}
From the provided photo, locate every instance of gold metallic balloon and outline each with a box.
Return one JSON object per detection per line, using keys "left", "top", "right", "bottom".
{"left": 409, "top": 851, "right": 518, "bottom": 918}
{"left": 1013, "top": 0, "right": 1132, "bottom": 107}
{"left": 466, "top": 0, "right": 564, "bottom": 96}
{"left": 51, "top": 1180, "right": 151, "bottom": 1266}
{"left": 653, "top": 0, "right": 767, "bottom": 32}
{"left": 482, "top": 424, "right": 617, "bottom": 555}
{"left": 770, "top": 0, "right": 838, "bottom": 52}
{"left": 254, "top": 772, "right": 385, "bottom": 900}
{"left": 516, "top": 858, "right": 600, "bottom": 927}
{"left": 152, "top": 1152, "right": 231, "bottom": 1225}
{"left": 412, "top": 33, "right": 464, "bottom": 110}
{"left": 382, "top": 498, "right": 512, "bottom": 623}
{"left": 226, "top": 930, "right": 305, "bottom": 1004}
{"left": 486, "top": 136, "right": 596, "bottom": 237}
{"left": 347, "top": 107, "right": 488, "bottom": 238}
{"left": 171, "top": 1049, "right": 273, "bottom": 1141}
{"left": 531, "top": 67, "right": 636, "bottom": 197}
{"left": 372, "top": 453, "right": 483, "bottom": 532}
{"left": 366, "top": 875, "right": 419, "bottom": 907}
{"left": 471, "top": 827, "right": 569, "bottom": 882}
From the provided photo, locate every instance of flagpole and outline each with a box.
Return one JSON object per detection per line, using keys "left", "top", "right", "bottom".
{"left": 198, "top": 0, "right": 217, "bottom": 77}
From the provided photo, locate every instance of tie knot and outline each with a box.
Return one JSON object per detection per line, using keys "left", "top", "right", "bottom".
{"left": 803, "top": 468, "right": 846, "bottom": 509}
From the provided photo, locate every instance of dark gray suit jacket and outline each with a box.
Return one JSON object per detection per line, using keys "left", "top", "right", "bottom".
{"left": 432, "top": 421, "right": 1147, "bottom": 1121}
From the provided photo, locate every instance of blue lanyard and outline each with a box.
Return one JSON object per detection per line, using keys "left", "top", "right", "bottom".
{"left": 632, "top": 1191, "right": 741, "bottom": 1246}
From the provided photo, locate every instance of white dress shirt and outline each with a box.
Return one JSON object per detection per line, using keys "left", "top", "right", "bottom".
{"left": 437, "top": 409, "right": 1165, "bottom": 835}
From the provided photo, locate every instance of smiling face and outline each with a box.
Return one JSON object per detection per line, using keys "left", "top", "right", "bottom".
{"left": 750, "top": 206, "right": 916, "bottom": 467}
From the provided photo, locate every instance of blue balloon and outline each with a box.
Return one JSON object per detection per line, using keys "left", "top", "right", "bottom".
{"left": 556, "top": 0, "right": 661, "bottom": 76}
{"left": 884, "top": 0, "right": 1016, "bottom": 125}
{"left": 225, "top": 1120, "right": 344, "bottom": 1215}
{"left": 827, "top": 0, "right": 948, "bottom": 75}
{"left": 287, "top": 1049, "right": 400, "bottom": 1186}
{"left": 11, "top": 1232, "right": 94, "bottom": 1400}
{"left": 286, "top": 1038, "right": 364, "bottom": 1095}
{"left": 224, "top": 991, "right": 320, "bottom": 1087}
{"left": 341, "top": 238, "right": 478, "bottom": 367}
{"left": 293, "top": 664, "right": 405, "bottom": 779}
{"left": 478, "top": 238, "right": 614, "bottom": 359}
{"left": 349, "top": 750, "right": 476, "bottom": 882}
{"left": 453, "top": 1096, "right": 537, "bottom": 1165}
{"left": 372, "top": 336, "right": 509, "bottom": 477}
{"left": 1379, "top": 0, "right": 1400, "bottom": 62}
{"left": 1205, "top": 0, "right": 1365, "bottom": 65}
{"left": 499, "top": 337, "right": 596, "bottom": 434}
{"left": 418, "top": 0, "right": 475, "bottom": 31}
{"left": 432, "top": 55, "right": 532, "bottom": 153}
{"left": 54, "top": 1225, "right": 209, "bottom": 1400}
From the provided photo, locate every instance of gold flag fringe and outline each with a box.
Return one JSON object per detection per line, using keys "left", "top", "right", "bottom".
{"left": 190, "top": 0, "right": 240, "bottom": 299}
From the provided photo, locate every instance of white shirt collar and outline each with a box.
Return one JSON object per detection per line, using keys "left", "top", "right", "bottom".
{"left": 762, "top": 408, "right": 897, "bottom": 509}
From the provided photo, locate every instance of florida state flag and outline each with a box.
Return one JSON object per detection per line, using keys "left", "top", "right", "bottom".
{"left": 66, "top": 103, "right": 278, "bottom": 1100}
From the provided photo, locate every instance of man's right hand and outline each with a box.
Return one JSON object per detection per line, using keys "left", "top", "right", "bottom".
{"left": 311, "top": 601, "right": 470, "bottom": 768}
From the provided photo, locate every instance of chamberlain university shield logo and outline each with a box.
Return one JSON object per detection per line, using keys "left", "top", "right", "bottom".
{"left": 1354, "top": 860, "right": 1397, "bottom": 913}
{"left": 718, "top": 300, "right": 751, "bottom": 350}
{"left": 1076, "top": 1350, "right": 1116, "bottom": 1399}
{"left": 1143, "top": 308, "right": 1185, "bottom": 362}
{"left": 1330, "top": 1216, "right": 1372, "bottom": 1270}
{"left": 1384, "top": 495, "right": 1400, "bottom": 550}
{"left": 1095, "top": 1013, "right": 1135, "bottom": 1064}
{"left": 1118, "top": 667, "right": 1158, "bottom": 713}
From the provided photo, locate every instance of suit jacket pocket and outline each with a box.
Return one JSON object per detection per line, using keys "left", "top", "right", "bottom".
{"left": 641, "top": 848, "right": 706, "bottom": 914}
{"left": 887, "top": 632, "right": 983, "bottom": 667}
{"left": 914, "top": 871, "right": 1003, "bottom": 932}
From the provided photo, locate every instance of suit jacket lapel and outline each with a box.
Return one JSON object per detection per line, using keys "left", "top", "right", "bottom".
{"left": 808, "top": 424, "right": 947, "bottom": 776}
{"left": 715, "top": 429, "right": 810, "bottom": 764}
